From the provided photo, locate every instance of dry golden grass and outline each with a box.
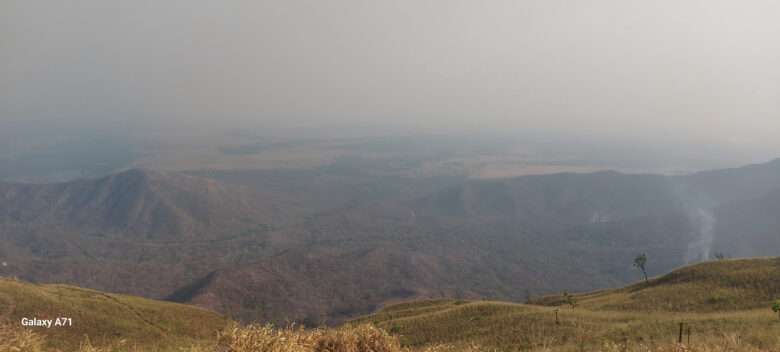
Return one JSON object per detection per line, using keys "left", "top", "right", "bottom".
{"left": 217, "top": 324, "right": 780, "bottom": 352}
{"left": 356, "top": 299, "right": 780, "bottom": 352}
{"left": 3, "top": 320, "right": 779, "bottom": 352}
{"left": 0, "top": 277, "right": 227, "bottom": 351}
{"left": 0, "top": 323, "right": 45, "bottom": 352}
{"left": 596, "top": 334, "right": 779, "bottom": 352}
{"left": 3, "top": 259, "right": 779, "bottom": 351}
{"left": 217, "top": 323, "right": 403, "bottom": 352}
{"left": 354, "top": 258, "right": 780, "bottom": 352}
{"left": 532, "top": 258, "right": 780, "bottom": 314}
{"left": 0, "top": 322, "right": 215, "bottom": 352}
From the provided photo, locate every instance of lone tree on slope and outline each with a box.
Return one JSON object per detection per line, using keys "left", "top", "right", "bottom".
{"left": 563, "top": 291, "right": 577, "bottom": 309}
{"left": 772, "top": 300, "right": 780, "bottom": 320}
{"left": 633, "top": 253, "right": 648, "bottom": 282}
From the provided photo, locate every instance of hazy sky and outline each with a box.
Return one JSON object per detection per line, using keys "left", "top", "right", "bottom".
{"left": 2, "top": 1, "right": 779, "bottom": 150}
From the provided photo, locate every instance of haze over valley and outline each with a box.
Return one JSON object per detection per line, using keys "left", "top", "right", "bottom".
{"left": 2, "top": 1, "right": 780, "bottom": 350}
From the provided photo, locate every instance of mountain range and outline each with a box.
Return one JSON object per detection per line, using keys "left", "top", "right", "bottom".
{"left": 1, "top": 159, "right": 779, "bottom": 324}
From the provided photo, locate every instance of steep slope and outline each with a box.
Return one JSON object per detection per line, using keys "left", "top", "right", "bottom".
{"left": 0, "top": 277, "right": 227, "bottom": 350}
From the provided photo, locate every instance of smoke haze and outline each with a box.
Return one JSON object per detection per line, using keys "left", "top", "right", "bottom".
{"left": 2, "top": 1, "right": 780, "bottom": 155}
{"left": 686, "top": 208, "right": 717, "bottom": 262}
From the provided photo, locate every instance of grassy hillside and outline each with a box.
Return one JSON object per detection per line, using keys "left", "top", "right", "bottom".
{"left": 355, "top": 259, "right": 780, "bottom": 352}
{"left": 0, "top": 277, "right": 228, "bottom": 351}
{"left": 2, "top": 259, "right": 780, "bottom": 351}
{"left": 532, "top": 257, "right": 780, "bottom": 312}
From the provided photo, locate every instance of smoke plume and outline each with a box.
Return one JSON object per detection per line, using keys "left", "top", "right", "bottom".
{"left": 686, "top": 208, "right": 716, "bottom": 263}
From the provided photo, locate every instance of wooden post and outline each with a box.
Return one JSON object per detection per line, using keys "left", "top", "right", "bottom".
{"left": 555, "top": 309, "right": 560, "bottom": 325}
{"left": 678, "top": 322, "right": 684, "bottom": 344}
{"left": 687, "top": 326, "right": 691, "bottom": 345}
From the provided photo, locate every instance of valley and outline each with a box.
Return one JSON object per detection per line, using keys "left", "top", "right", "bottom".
{"left": 1, "top": 159, "right": 780, "bottom": 325}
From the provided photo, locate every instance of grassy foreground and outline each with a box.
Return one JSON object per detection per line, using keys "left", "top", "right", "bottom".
{"left": 356, "top": 258, "right": 780, "bottom": 352}
{"left": 2, "top": 258, "right": 780, "bottom": 351}
{"left": 3, "top": 320, "right": 779, "bottom": 352}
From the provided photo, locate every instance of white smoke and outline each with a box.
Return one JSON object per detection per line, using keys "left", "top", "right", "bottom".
{"left": 685, "top": 208, "right": 716, "bottom": 263}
